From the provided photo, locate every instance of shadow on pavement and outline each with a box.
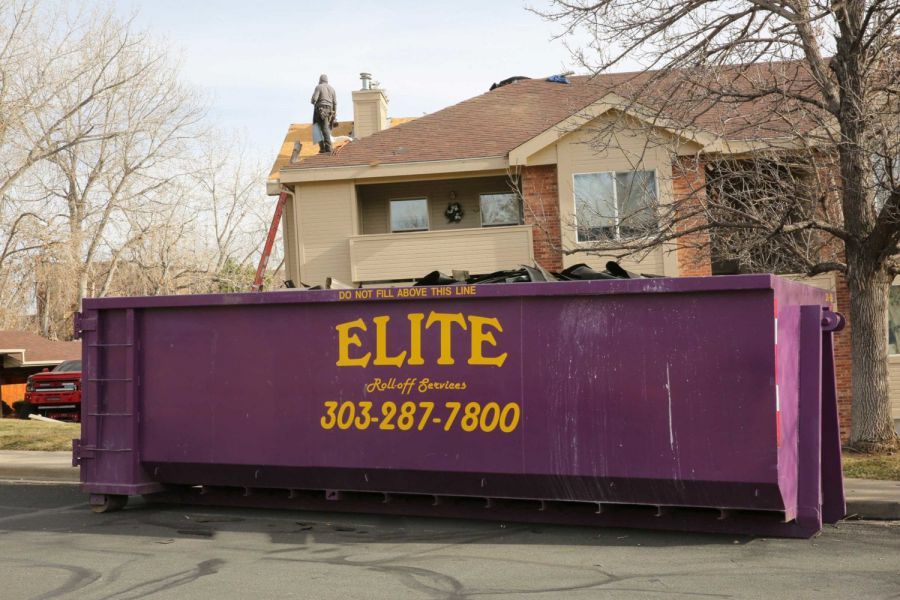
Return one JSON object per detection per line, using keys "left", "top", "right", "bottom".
{"left": 0, "top": 482, "right": 758, "bottom": 548}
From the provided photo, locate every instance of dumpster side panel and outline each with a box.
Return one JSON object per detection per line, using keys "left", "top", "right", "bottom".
{"left": 136, "top": 287, "right": 782, "bottom": 511}
{"left": 79, "top": 275, "right": 842, "bottom": 536}
{"left": 519, "top": 290, "right": 778, "bottom": 504}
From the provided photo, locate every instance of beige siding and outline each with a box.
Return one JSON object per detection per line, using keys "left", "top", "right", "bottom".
{"left": 893, "top": 278, "right": 900, "bottom": 421}
{"left": 350, "top": 225, "right": 534, "bottom": 282}
{"left": 890, "top": 356, "right": 900, "bottom": 420}
{"left": 528, "top": 143, "right": 558, "bottom": 166}
{"left": 294, "top": 181, "right": 356, "bottom": 286}
{"left": 282, "top": 190, "right": 301, "bottom": 284}
{"left": 351, "top": 89, "right": 388, "bottom": 139}
{"left": 554, "top": 113, "right": 673, "bottom": 276}
{"left": 358, "top": 176, "right": 516, "bottom": 234}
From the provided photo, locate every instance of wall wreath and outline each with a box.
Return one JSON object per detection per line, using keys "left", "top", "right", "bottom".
{"left": 444, "top": 201, "right": 464, "bottom": 223}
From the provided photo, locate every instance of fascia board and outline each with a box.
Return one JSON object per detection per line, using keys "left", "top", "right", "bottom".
{"left": 278, "top": 156, "right": 510, "bottom": 184}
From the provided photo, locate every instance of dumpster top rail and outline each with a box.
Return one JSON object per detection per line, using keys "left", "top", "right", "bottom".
{"left": 83, "top": 273, "right": 799, "bottom": 311}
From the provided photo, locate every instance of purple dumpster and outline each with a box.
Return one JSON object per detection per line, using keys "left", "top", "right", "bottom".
{"left": 73, "top": 275, "right": 845, "bottom": 537}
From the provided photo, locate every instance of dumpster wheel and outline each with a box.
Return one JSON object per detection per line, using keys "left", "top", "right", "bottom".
{"left": 91, "top": 494, "right": 128, "bottom": 514}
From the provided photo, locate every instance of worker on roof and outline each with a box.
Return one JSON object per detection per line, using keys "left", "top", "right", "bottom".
{"left": 311, "top": 74, "right": 337, "bottom": 154}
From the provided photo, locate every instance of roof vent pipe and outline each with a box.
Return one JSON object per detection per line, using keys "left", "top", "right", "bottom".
{"left": 360, "top": 72, "right": 372, "bottom": 90}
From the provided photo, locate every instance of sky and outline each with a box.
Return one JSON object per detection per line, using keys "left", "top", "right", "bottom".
{"left": 113, "top": 0, "right": 592, "bottom": 165}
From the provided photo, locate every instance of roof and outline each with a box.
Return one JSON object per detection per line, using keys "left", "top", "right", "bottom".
{"left": 0, "top": 330, "right": 81, "bottom": 366}
{"left": 278, "top": 62, "right": 824, "bottom": 173}
{"left": 268, "top": 118, "right": 417, "bottom": 182}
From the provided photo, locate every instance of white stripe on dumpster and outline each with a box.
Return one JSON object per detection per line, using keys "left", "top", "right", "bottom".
{"left": 774, "top": 299, "right": 780, "bottom": 447}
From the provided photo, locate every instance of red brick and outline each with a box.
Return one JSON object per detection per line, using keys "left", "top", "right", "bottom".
{"left": 522, "top": 165, "right": 564, "bottom": 271}
{"left": 673, "top": 157, "right": 712, "bottom": 276}
{"left": 833, "top": 274, "right": 853, "bottom": 440}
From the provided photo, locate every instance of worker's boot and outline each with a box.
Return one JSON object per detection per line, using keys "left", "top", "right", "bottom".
{"left": 318, "top": 142, "right": 327, "bottom": 154}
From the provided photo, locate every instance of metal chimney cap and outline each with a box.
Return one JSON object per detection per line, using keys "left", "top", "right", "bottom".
{"left": 360, "top": 72, "right": 372, "bottom": 90}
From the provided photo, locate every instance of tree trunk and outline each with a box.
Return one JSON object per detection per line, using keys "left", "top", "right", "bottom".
{"left": 846, "top": 257, "right": 898, "bottom": 451}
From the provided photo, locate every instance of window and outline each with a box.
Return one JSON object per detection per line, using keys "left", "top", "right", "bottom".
{"left": 873, "top": 154, "right": 898, "bottom": 213}
{"left": 889, "top": 286, "right": 900, "bottom": 355}
{"left": 390, "top": 198, "right": 429, "bottom": 232}
{"left": 574, "top": 170, "right": 657, "bottom": 242}
{"left": 480, "top": 192, "right": 520, "bottom": 226}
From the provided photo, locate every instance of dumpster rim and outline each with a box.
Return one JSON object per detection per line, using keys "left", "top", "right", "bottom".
{"left": 82, "top": 273, "right": 782, "bottom": 310}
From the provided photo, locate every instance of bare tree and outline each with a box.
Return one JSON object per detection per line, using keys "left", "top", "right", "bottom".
{"left": 534, "top": 0, "right": 898, "bottom": 450}
{"left": 189, "top": 132, "right": 274, "bottom": 292}
{"left": 40, "top": 16, "right": 205, "bottom": 309}
{"left": 109, "top": 133, "right": 277, "bottom": 297}
{"left": 1, "top": 1, "right": 201, "bottom": 333}
{"left": 1, "top": 1, "right": 284, "bottom": 338}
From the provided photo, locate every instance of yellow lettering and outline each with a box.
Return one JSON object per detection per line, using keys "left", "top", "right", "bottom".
{"left": 407, "top": 313, "right": 425, "bottom": 365}
{"left": 468, "top": 315, "right": 507, "bottom": 367}
{"left": 372, "top": 316, "right": 407, "bottom": 367}
{"left": 335, "top": 318, "right": 371, "bottom": 367}
{"left": 425, "top": 312, "right": 467, "bottom": 365}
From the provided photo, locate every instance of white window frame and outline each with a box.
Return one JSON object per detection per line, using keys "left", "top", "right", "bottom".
{"left": 572, "top": 169, "right": 659, "bottom": 243}
{"left": 389, "top": 197, "right": 430, "bottom": 233}
{"left": 479, "top": 191, "right": 521, "bottom": 227}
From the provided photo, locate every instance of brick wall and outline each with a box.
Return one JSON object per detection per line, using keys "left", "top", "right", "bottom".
{"left": 833, "top": 274, "right": 853, "bottom": 441}
{"left": 672, "top": 157, "right": 712, "bottom": 277}
{"left": 521, "top": 165, "right": 563, "bottom": 271}
{"left": 813, "top": 158, "right": 852, "bottom": 440}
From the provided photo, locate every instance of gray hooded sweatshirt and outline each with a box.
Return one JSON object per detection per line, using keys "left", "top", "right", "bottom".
{"left": 311, "top": 74, "right": 337, "bottom": 109}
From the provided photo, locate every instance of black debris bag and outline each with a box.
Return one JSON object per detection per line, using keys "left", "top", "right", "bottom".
{"left": 414, "top": 261, "right": 661, "bottom": 286}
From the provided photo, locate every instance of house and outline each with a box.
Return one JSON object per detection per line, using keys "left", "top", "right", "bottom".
{"left": 267, "top": 69, "right": 900, "bottom": 436}
{"left": 0, "top": 330, "right": 81, "bottom": 416}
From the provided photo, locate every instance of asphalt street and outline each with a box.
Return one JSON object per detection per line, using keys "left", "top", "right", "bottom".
{"left": 0, "top": 481, "right": 898, "bottom": 599}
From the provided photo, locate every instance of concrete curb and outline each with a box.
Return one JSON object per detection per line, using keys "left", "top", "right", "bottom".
{"left": 844, "top": 478, "right": 900, "bottom": 520}
{"left": 0, "top": 450, "right": 79, "bottom": 483}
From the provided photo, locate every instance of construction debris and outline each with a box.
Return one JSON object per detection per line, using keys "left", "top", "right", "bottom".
{"left": 28, "top": 414, "right": 69, "bottom": 426}
{"left": 415, "top": 261, "right": 661, "bottom": 286}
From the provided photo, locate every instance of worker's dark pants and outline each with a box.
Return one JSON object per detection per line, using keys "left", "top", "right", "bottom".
{"left": 316, "top": 103, "right": 334, "bottom": 152}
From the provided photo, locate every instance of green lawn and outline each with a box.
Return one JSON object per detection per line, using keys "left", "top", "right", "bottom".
{"left": 0, "top": 418, "right": 79, "bottom": 451}
{"left": 841, "top": 451, "right": 900, "bottom": 481}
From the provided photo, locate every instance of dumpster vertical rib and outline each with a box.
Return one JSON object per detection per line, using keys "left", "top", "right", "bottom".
{"left": 125, "top": 309, "right": 139, "bottom": 486}
{"left": 796, "top": 305, "right": 824, "bottom": 535}
{"left": 819, "top": 308, "right": 846, "bottom": 524}
{"left": 77, "top": 309, "right": 101, "bottom": 471}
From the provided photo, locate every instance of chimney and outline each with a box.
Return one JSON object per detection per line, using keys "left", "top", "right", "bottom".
{"left": 352, "top": 72, "right": 389, "bottom": 139}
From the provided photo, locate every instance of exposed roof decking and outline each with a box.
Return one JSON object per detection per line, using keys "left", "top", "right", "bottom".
{"left": 268, "top": 118, "right": 418, "bottom": 183}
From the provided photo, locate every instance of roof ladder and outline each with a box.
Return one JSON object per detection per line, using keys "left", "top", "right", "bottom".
{"left": 251, "top": 189, "right": 290, "bottom": 292}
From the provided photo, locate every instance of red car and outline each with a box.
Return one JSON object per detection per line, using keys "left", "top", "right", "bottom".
{"left": 21, "top": 359, "right": 82, "bottom": 422}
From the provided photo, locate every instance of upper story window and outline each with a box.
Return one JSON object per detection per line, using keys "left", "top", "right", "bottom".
{"left": 480, "top": 192, "right": 520, "bottom": 227}
{"left": 390, "top": 198, "right": 429, "bottom": 232}
{"left": 889, "top": 286, "right": 900, "bottom": 355}
{"left": 574, "top": 170, "right": 657, "bottom": 242}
